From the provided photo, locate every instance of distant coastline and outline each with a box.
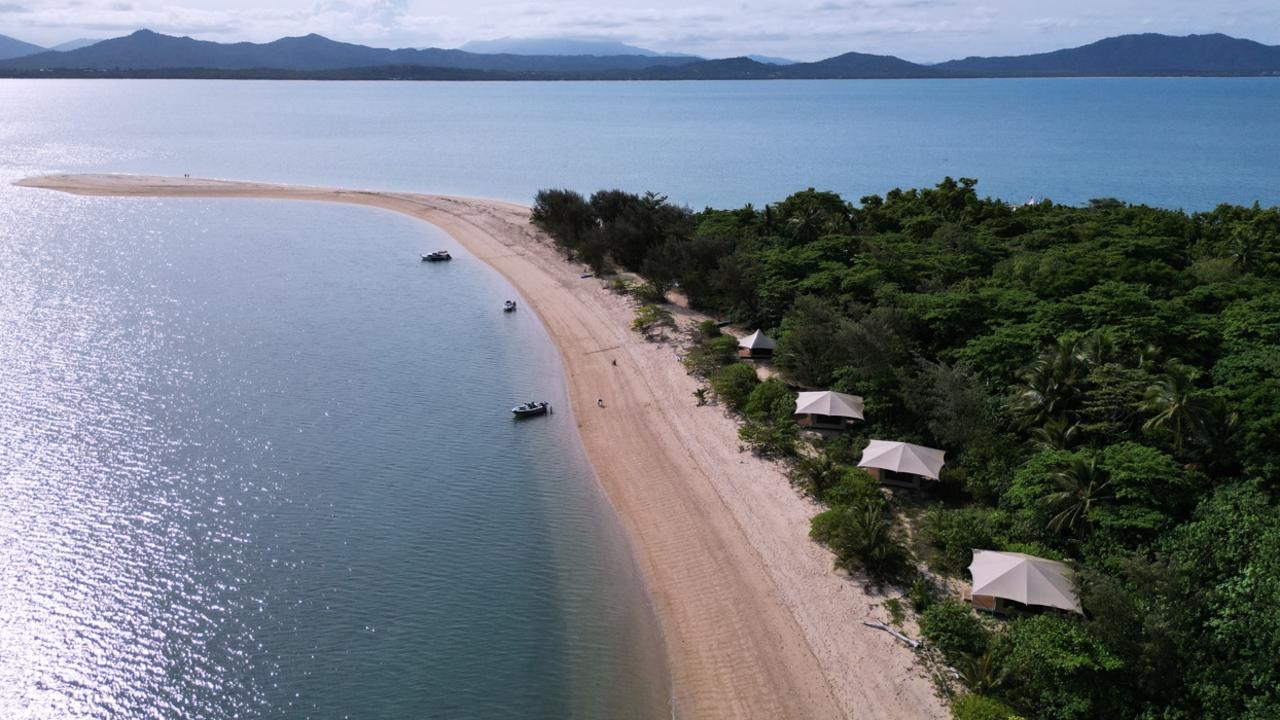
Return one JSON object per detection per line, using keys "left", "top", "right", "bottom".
{"left": 4, "top": 67, "right": 1279, "bottom": 81}
{"left": 2, "top": 30, "right": 1279, "bottom": 80}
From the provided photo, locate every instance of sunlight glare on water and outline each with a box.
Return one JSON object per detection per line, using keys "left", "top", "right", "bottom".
{"left": 0, "top": 174, "right": 668, "bottom": 718}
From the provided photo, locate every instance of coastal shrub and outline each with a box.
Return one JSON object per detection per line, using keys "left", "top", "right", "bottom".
{"left": 919, "top": 600, "right": 989, "bottom": 662}
{"left": 810, "top": 496, "right": 907, "bottom": 581}
{"left": 709, "top": 363, "right": 759, "bottom": 410}
{"left": 921, "top": 506, "right": 1000, "bottom": 575}
{"left": 696, "top": 319, "right": 721, "bottom": 340}
{"left": 821, "top": 467, "right": 881, "bottom": 509}
{"left": 742, "top": 379, "right": 795, "bottom": 423}
{"left": 950, "top": 431, "right": 1024, "bottom": 506}
{"left": 995, "top": 615, "right": 1122, "bottom": 720}
{"left": 531, "top": 188, "right": 594, "bottom": 251}
{"left": 682, "top": 334, "right": 738, "bottom": 377}
{"left": 632, "top": 304, "right": 675, "bottom": 340}
{"left": 737, "top": 417, "right": 798, "bottom": 458}
{"left": 792, "top": 452, "right": 843, "bottom": 499}
{"left": 627, "top": 281, "right": 667, "bottom": 304}
{"left": 952, "top": 694, "right": 1021, "bottom": 720}
{"left": 884, "top": 597, "right": 905, "bottom": 627}
{"left": 907, "top": 572, "right": 939, "bottom": 613}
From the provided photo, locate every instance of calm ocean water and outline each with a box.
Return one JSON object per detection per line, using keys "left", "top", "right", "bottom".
{"left": 1, "top": 78, "right": 1277, "bottom": 719}
{"left": 0, "top": 187, "right": 668, "bottom": 717}
{"left": 2, "top": 78, "right": 1278, "bottom": 209}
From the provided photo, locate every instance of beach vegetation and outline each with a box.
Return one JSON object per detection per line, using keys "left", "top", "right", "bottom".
{"left": 952, "top": 694, "right": 1021, "bottom": 720}
{"left": 682, "top": 334, "right": 739, "bottom": 377}
{"left": 626, "top": 280, "right": 668, "bottom": 304}
{"left": 709, "top": 363, "right": 759, "bottom": 410}
{"left": 884, "top": 597, "right": 905, "bottom": 627}
{"left": 738, "top": 379, "right": 800, "bottom": 456}
{"left": 920, "top": 600, "right": 990, "bottom": 663}
{"left": 541, "top": 179, "right": 1280, "bottom": 719}
{"left": 631, "top": 304, "right": 675, "bottom": 340}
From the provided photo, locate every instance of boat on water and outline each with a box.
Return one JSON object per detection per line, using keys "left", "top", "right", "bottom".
{"left": 421, "top": 250, "right": 452, "bottom": 262}
{"left": 503, "top": 300, "right": 518, "bottom": 312}
{"left": 512, "top": 400, "right": 550, "bottom": 418}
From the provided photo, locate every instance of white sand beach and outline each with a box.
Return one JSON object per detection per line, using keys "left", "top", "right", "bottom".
{"left": 16, "top": 173, "right": 946, "bottom": 720}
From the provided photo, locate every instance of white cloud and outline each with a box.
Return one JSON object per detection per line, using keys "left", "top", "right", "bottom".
{"left": 5, "top": 0, "right": 1280, "bottom": 61}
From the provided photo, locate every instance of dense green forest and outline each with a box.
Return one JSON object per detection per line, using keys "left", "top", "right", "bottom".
{"left": 531, "top": 180, "right": 1280, "bottom": 720}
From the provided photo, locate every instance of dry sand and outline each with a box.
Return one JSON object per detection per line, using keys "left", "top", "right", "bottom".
{"left": 16, "top": 174, "right": 947, "bottom": 720}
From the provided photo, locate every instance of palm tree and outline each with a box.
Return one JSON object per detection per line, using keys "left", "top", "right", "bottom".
{"left": 787, "top": 205, "right": 826, "bottom": 245}
{"left": 955, "top": 650, "right": 1007, "bottom": 696}
{"left": 1194, "top": 396, "right": 1239, "bottom": 471}
{"left": 1043, "top": 454, "right": 1112, "bottom": 536}
{"left": 1030, "top": 417, "right": 1080, "bottom": 451}
{"left": 795, "top": 452, "right": 841, "bottom": 499}
{"left": 835, "top": 503, "right": 902, "bottom": 579}
{"left": 1075, "top": 331, "right": 1115, "bottom": 367}
{"left": 1230, "top": 222, "right": 1263, "bottom": 273}
{"left": 1009, "top": 337, "right": 1091, "bottom": 428}
{"left": 1139, "top": 364, "right": 1219, "bottom": 457}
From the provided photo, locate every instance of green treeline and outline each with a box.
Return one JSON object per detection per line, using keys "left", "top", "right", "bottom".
{"left": 531, "top": 180, "right": 1280, "bottom": 720}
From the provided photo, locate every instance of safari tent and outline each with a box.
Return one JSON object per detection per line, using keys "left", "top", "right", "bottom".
{"left": 737, "top": 329, "right": 777, "bottom": 359}
{"left": 793, "top": 390, "right": 864, "bottom": 430}
{"left": 856, "top": 439, "right": 945, "bottom": 489}
{"left": 968, "top": 550, "right": 1083, "bottom": 615}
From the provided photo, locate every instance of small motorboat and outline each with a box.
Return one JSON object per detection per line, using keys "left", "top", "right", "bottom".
{"left": 503, "top": 300, "right": 518, "bottom": 312}
{"left": 421, "top": 250, "right": 452, "bottom": 262}
{"left": 512, "top": 400, "right": 550, "bottom": 418}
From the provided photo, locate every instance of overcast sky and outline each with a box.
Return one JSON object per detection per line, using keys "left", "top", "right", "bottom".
{"left": 5, "top": 0, "right": 1278, "bottom": 62}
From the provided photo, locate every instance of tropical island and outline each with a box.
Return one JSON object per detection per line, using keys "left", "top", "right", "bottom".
{"left": 530, "top": 179, "right": 1280, "bottom": 720}
{"left": 17, "top": 173, "right": 1280, "bottom": 720}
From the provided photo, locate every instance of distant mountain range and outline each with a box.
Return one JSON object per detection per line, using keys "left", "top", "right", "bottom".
{"left": 0, "top": 30, "right": 694, "bottom": 74}
{"left": 50, "top": 38, "right": 102, "bottom": 52}
{"left": 936, "top": 33, "right": 1280, "bottom": 76}
{"left": 0, "top": 32, "right": 44, "bottom": 60}
{"left": 459, "top": 37, "right": 693, "bottom": 58}
{"left": 1, "top": 30, "right": 1278, "bottom": 79}
{"left": 746, "top": 55, "right": 797, "bottom": 66}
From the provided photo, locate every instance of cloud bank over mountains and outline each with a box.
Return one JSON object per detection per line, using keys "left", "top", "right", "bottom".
{"left": 4, "top": 0, "right": 1279, "bottom": 62}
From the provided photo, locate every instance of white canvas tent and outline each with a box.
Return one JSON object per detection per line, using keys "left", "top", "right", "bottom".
{"left": 794, "top": 391, "right": 865, "bottom": 421}
{"left": 737, "top": 329, "right": 777, "bottom": 351}
{"left": 968, "top": 550, "right": 1083, "bottom": 614}
{"left": 857, "top": 440, "right": 945, "bottom": 480}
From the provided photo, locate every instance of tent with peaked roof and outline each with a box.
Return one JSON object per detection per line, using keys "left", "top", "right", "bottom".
{"left": 737, "top": 329, "right": 777, "bottom": 358}
{"left": 793, "top": 390, "right": 864, "bottom": 429}
{"left": 857, "top": 440, "right": 945, "bottom": 480}
{"left": 968, "top": 550, "right": 1083, "bottom": 614}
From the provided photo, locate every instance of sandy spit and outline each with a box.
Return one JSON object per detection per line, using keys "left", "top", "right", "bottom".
{"left": 16, "top": 174, "right": 947, "bottom": 720}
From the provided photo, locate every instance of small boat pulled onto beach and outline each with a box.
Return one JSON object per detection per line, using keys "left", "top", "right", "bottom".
{"left": 503, "top": 300, "right": 518, "bottom": 312}
{"left": 512, "top": 400, "right": 550, "bottom": 418}
{"left": 421, "top": 250, "right": 452, "bottom": 262}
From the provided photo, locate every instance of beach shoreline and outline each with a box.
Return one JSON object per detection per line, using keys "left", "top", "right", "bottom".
{"left": 16, "top": 173, "right": 946, "bottom": 720}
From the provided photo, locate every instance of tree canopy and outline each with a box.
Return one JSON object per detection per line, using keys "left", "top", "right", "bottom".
{"left": 533, "top": 179, "right": 1280, "bottom": 719}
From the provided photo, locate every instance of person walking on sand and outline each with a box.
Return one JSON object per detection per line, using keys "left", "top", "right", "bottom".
{"left": 597, "top": 398, "right": 605, "bottom": 408}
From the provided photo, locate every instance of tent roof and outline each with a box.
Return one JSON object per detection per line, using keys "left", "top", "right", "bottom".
{"left": 794, "top": 390, "right": 864, "bottom": 420}
{"left": 968, "top": 550, "right": 1082, "bottom": 614}
{"left": 738, "top": 329, "right": 777, "bottom": 350}
{"left": 856, "top": 439, "right": 945, "bottom": 479}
